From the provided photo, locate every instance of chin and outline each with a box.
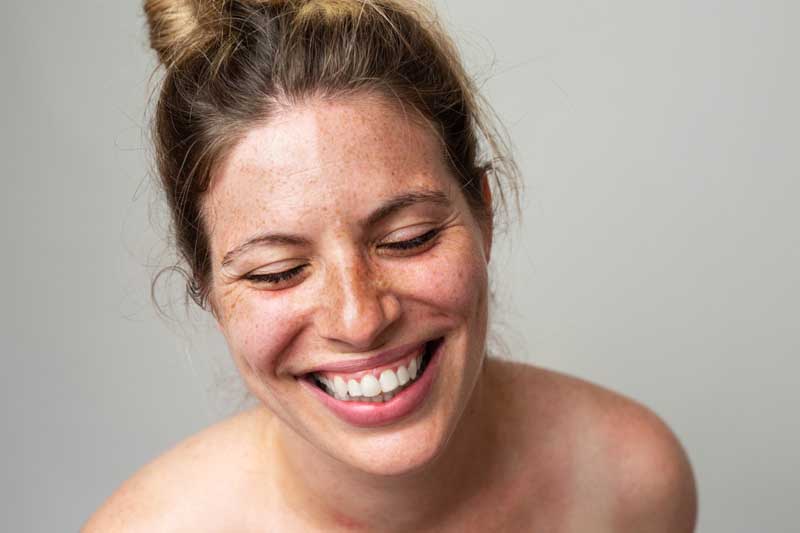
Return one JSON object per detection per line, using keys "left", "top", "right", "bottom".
{"left": 340, "top": 429, "right": 451, "bottom": 477}
{"left": 238, "top": 325, "right": 487, "bottom": 479}
{"left": 312, "top": 333, "right": 485, "bottom": 478}
{"left": 330, "top": 408, "right": 476, "bottom": 480}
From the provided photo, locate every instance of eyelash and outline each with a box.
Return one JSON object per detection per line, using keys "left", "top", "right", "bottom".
{"left": 379, "top": 227, "right": 440, "bottom": 251}
{"left": 246, "top": 264, "right": 307, "bottom": 285}
{"left": 244, "top": 228, "right": 441, "bottom": 286}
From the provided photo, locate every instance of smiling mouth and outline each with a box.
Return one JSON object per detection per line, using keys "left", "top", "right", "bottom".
{"left": 305, "top": 338, "right": 442, "bottom": 403}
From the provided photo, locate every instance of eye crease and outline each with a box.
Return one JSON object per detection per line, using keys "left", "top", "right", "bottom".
{"left": 246, "top": 264, "right": 308, "bottom": 285}
{"left": 244, "top": 227, "right": 442, "bottom": 288}
{"left": 379, "top": 228, "right": 440, "bottom": 251}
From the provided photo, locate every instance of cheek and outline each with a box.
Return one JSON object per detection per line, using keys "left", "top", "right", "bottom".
{"left": 397, "top": 238, "right": 488, "bottom": 317}
{"left": 214, "top": 236, "right": 488, "bottom": 375}
{"left": 217, "top": 288, "right": 308, "bottom": 377}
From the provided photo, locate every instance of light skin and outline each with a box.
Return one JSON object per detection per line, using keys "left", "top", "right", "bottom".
{"left": 83, "top": 93, "right": 697, "bottom": 532}
{"left": 205, "top": 93, "right": 499, "bottom": 529}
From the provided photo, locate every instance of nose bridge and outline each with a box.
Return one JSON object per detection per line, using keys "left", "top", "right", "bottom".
{"left": 319, "top": 249, "right": 397, "bottom": 349}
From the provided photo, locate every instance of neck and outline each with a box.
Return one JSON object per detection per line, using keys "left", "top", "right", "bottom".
{"left": 265, "top": 358, "right": 502, "bottom": 531}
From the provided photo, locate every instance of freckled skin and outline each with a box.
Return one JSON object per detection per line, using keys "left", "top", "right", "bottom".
{"left": 79, "top": 93, "right": 694, "bottom": 533}
{"left": 205, "top": 94, "right": 492, "bottom": 486}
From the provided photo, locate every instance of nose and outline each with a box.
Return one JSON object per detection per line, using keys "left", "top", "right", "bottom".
{"left": 317, "top": 253, "right": 401, "bottom": 351}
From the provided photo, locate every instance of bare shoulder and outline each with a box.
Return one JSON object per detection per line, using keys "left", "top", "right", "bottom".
{"left": 81, "top": 407, "right": 273, "bottom": 532}
{"left": 490, "top": 358, "right": 698, "bottom": 532}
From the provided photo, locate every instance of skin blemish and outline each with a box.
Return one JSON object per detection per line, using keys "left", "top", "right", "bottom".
{"left": 198, "top": 92, "right": 492, "bottom": 502}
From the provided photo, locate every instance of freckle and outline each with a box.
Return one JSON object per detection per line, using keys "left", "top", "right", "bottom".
{"left": 225, "top": 290, "right": 245, "bottom": 321}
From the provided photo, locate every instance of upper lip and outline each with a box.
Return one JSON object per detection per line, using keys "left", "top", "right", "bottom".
{"left": 303, "top": 340, "right": 428, "bottom": 375}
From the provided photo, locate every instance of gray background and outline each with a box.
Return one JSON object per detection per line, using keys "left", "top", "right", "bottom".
{"left": 3, "top": 1, "right": 798, "bottom": 531}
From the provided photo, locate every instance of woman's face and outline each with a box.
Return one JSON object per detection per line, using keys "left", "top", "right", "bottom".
{"left": 204, "top": 94, "right": 491, "bottom": 476}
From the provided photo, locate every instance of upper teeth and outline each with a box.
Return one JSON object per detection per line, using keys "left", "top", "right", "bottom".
{"left": 316, "top": 354, "right": 422, "bottom": 402}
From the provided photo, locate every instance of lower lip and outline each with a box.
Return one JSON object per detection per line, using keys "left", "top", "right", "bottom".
{"left": 299, "top": 340, "right": 443, "bottom": 428}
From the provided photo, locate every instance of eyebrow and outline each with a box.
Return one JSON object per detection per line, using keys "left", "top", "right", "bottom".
{"left": 221, "top": 233, "right": 312, "bottom": 266}
{"left": 362, "top": 189, "right": 450, "bottom": 228}
{"left": 220, "top": 189, "right": 450, "bottom": 267}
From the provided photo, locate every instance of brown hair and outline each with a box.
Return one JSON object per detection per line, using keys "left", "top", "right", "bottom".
{"left": 144, "top": 0, "right": 519, "bottom": 310}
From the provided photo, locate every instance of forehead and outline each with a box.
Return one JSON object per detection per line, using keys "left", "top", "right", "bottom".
{"left": 204, "top": 95, "right": 456, "bottom": 244}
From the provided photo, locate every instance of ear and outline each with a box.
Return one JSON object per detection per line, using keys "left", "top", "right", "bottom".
{"left": 480, "top": 171, "right": 493, "bottom": 263}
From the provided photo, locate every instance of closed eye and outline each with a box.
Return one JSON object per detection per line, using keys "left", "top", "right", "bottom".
{"left": 244, "top": 228, "right": 441, "bottom": 288}
{"left": 245, "top": 264, "right": 307, "bottom": 286}
{"left": 378, "top": 228, "right": 441, "bottom": 252}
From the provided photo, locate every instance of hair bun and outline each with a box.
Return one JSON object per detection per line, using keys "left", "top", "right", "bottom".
{"left": 144, "top": 0, "right": 228, "bottom": 67}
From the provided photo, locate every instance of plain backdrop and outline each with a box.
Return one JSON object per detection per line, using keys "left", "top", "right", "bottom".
{"left": 3, "top": 1, "right": 798, "bottom": 531}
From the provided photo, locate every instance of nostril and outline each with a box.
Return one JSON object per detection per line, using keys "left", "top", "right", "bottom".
{"left": 316, "top": 260, "right": 403, "bottom": 349}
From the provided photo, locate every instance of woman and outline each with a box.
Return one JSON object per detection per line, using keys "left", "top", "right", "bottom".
{"left": 85, "top": 0, "right": 697, "bottom": 531}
